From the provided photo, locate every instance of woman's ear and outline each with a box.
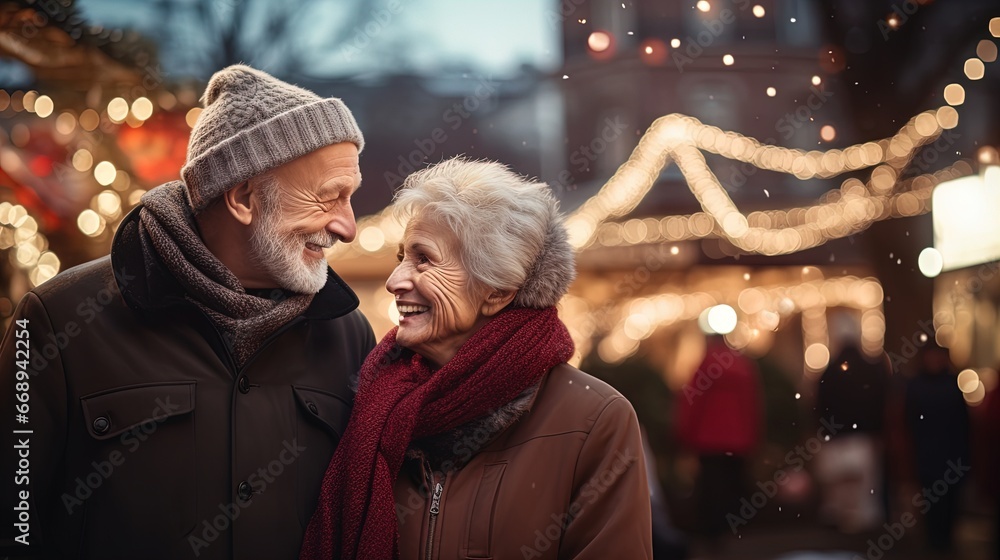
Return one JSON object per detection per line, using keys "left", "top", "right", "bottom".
{"left": 482, "top": 289, "right": 517, "bottom": 317}
{"left": 223, "top": 181, "right": 253, "bottom": 226}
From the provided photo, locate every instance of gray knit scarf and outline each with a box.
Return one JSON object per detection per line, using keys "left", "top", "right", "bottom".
{"left": 139, "top": 182, "right": 314, "bottom": 368}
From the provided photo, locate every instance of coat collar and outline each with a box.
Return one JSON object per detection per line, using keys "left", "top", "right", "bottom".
{"left": 405, "top": 375, "right": 547, "bottom": 474}
{"left": 110, "top": 202, "right": 360, "bottom": 321}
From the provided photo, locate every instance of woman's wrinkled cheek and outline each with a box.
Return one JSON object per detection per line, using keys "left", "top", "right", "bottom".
{"left": 418, "top": 268, "right": 474, "bottom": 343}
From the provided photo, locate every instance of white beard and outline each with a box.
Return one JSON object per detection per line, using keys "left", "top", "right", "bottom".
{"left": 249, "top": 203, "right": 335, "bottom": 294}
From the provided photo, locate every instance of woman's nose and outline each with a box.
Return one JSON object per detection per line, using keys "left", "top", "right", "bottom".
{"left": 386, "top": 263, "right": 413, "bottom": 295}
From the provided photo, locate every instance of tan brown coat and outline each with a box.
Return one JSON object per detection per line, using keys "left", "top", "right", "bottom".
{"left": 394, "top": 364, "right": 653, "bottom": 560}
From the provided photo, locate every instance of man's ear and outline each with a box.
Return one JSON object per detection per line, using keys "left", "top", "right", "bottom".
{"left": 223, "top": 181, "right": 253, "bottom": 226}
{"left": 482, "top": 289, "right": 517, "bottom": 317}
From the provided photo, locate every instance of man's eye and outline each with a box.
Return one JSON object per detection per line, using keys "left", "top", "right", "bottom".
{"left": 417, "top": 255, "right": 429, "bottom": 265}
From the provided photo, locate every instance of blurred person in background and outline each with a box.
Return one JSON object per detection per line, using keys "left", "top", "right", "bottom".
{"left": 675, "top": 335, "right": 763, "bottom": 541}
{"left": 905, "top": 342, "right": 971, "bottom": 552}
{"left": 814, "top": 340, "right": 890, "bottom": 533}
{"left": 300, "top": 158, "right": 652, "bottom": 560}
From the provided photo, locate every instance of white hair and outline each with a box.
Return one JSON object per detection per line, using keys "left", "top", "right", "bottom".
{"left": 393, "top": 158, "right": 575, "bottom": 308}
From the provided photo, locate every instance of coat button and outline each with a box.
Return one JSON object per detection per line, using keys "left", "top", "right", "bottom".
{"left": 307, "top": 401, "right": 318, "bottom": 414}
{"left": 238, "top": 375, "right": 250, "bottom": 394}
{"left": 237, "top": 481, "right": 253, "bottom": 502}
{"left": 92, "top": 416, "right": 110, "bottom": 435}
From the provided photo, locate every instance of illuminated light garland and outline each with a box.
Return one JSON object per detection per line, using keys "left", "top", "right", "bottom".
{"left": 564, "top": 107, "right": 955, "bottom": 253}
{"left": 595, "top": 159, "right": 972, "bottom": 248}
{"left": 572, "top": 275, "right": 884, "bottom": 365}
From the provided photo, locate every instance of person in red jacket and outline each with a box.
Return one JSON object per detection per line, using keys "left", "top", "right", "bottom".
{"left": 675, "top": 335, "right": 763, "bottom": 539}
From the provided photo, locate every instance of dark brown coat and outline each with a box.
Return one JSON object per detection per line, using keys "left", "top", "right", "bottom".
{"left": 0, "top": 206, "right": 374, "bottom": 559}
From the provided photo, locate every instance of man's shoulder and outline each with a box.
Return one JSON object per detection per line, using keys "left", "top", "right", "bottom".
{"left": 31, "top": 255, "right": 117, "bottom": 303}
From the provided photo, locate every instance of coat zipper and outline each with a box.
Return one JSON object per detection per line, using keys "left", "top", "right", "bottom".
{"left": 422, "top": 457, "right": 445, "bottom": 560}
{"left": 426, "top": 480, "right": 443, "bottom": 560}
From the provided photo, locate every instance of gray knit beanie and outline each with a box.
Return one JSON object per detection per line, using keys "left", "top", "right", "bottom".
{"left": 180, "top": 64, "right": 364, "bottom": 212}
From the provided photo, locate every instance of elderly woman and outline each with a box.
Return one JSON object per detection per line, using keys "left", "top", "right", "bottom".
{"left": 300, "top": 158, "right": 652, "bottom": 560}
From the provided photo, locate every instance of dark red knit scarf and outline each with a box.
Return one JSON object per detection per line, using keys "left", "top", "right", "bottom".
{"left": 299, "top": 306, "right": 574, "bottom": 560}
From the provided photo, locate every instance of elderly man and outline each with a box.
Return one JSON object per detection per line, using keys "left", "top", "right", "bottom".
{"left": 0, "top": 65, "right": 374, "bottom": 559}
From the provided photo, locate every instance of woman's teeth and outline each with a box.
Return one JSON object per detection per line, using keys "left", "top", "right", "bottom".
{"left": 397, "top": 304, "right": 430, "bottom": 316}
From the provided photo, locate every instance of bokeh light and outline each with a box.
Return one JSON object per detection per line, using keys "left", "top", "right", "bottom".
{"left": 964, "top": 58, "right": 985, "bottom": 80}
{"left": 186, "top": 107, "right": 203, "bottom": 128}
{"left": 107, "top": 97, "right": 129, "bottom": 122}
{"left": 918, "top": 247, "right": 943, "bottom": 278}
{"left": 706, "top": 304, "right": 738, "bottom": 335}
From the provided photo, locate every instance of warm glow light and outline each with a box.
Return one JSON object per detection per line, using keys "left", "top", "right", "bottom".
{"left": 918, "top": 247, "right": 943, "bottom": 278}
{"left": 766, "top": 87, "right": 776, "bottom": 97}
{"left": 77, "top": 210, "right": 102, "bottom": 236}
{"left": 670, "top": 38, "right": 681, "bottom": 48}
{"left": 752, "top": 5, "right": 765, "bottom": 17}
{"left": 957, "top": 369, "right": 980, "bottom": 393}
{"left": 977, "top": 40, "right": 998, "bottom": 62}
{"left": 696, "top": 1, "right": 711, "bottom": 12}
{"left": 94, "top": 161, "right": 117, "bottom": 186}
{"left": 820, "top": 125, "right": 836, "bottom": 142}
{"left": 964, "top": 58, "right": 985, "bottom": 80}
{"left": 16, "top": 244, "right": 40, "bottom": 267}
{"left": 991, "top": 17, "right": 1000, "bottom": 38}
{"left": 96, "top": 191, "right": 121, "bottom": 216}
{"left": 935, "top": 106, "right": 959, "bottom": 129}
{"left": 387, "top": 300, "right": 400, "bottom": 326}
{"left": 34, "top": 251, "right": 60, "bottom": 285}
{"left": 357, "top": 226, "right": 386, "bottom": 252}
{"left": 22, "top": 91, "right": 37, "bottom": 112}
{"left": 804, "top": 343, "right": 830, "bottom": 370}
{"left": 706, "top": 304, "right": 738, "bottom": 335}
{"left": 79, "top": 109, "right": 100, "bottom": 131}
{"left": 932, "top": 167, "right": 1000, "bottom": 271}
{"left": 963, "top": 376, "right": 986, "bottom": 406}
{"left": 107, "top": 97, "right": 129, "bottom": 122}
{"left": 186, "top": 107, "right": 203, "bottom": 128}
{"left": 55, "top": 112, "right": 76, "bottom": 135}
{"left": 131, "top": 97, "right": 154, "bottom": 120}
{"left": 34, "top": 95, "right": 53, "bottom": 118}
{"left": 722, "top": 54, "right": 735, "bottom": 66}
{"left": 943, "top": 83, "right": 965, "bottom": 106}
{"left": 588, "top": 31, "right": 612, "bottom": 52}
{"left": 811, "top": 75, "right": 822, "bottom": 86}
{"left": 72, "top": 149, "right": 94, "bottom": 172}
